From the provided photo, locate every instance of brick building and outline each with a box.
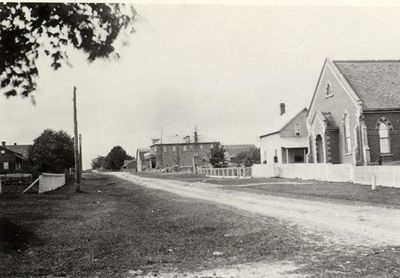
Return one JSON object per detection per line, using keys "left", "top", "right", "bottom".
{"left": 307, "top": 59, "right": 400, "bottom": 165}
{"left": 0, "top": 141, "right": 32, "bottom": 174}
{"left": 150, "top": 132, "right": 219, "bottom": 169}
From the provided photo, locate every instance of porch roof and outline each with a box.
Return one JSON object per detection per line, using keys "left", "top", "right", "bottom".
{"left": 280, "top": 137, "right": 308, "bottom": 149}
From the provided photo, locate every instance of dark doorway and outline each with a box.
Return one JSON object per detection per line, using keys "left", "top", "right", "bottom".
{"left": 316, "top": 135, "right": 324, "bottom": 163}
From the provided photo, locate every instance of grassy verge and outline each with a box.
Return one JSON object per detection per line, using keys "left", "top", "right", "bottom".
{"left": 0, "top": 173, "right": 311, "bottom": 277}
{"left": 2, "top": 173, "right": 400, "bottom": 277}
{"left": 134, "top": 171, "right": 206, "bottom": 182}
{"left": 134, "top": 171, "right": 400, "bottom": 208}
{"left": 214, "top": 178, "right": 400, "bottom": 208}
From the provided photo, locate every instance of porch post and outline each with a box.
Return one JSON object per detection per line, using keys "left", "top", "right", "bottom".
{"left": 286, "top": 148, "right": 289, "bottom": 164}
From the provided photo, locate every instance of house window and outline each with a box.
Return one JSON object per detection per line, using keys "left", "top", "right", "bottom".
{"left": 325, "top": 82, "right": 333, "bottom": 97}
{"left": 172, "top": 146, "right": 177, "bottom": 152}
{"left": 210, "top": 144, "right": 214, "bottom": 149}
{"left": 163, "top": 146, "right": 167, "bottom": 152}
{"left": 343, "top": 113, "right": 351, "bottom": 154}
{"left": 153, "top": 146, "right": 157, "bottom": 152}
{"left": 3, "top": 162, "right": 9, "bottom": 170}
{"left": 183, "top": 145, "right": 187, "bottom": 152}
{"left": 0, "top": 150, "right": 4, "bottom": 155}
{"left": 379, "top": 122, "right": 391, "bottom": 154}
{"left": 294, "top": 124, "right": 301, "bottom": 136}
{"left": 199, "top": 144, "right": 203, "bottom": 149}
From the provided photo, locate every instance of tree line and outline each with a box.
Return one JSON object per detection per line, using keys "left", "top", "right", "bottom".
{"left": 91, "top": 146, "right": 132, "bottom": 171}
{"left": 25, "top": 129, "right": 133, "bottom": 174}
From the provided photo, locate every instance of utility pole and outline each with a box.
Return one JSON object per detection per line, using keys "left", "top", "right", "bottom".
{"left": 79, "top": 133, "right": 83, "bottom": 181}
{"left": 73, "top": 86, "right": 80, "bottom": 192}
{"left": 160, "top": 128, "right": 164, "bottom": 169}
{"left": 193, "top": 126, "right": 199, "bottom": 174}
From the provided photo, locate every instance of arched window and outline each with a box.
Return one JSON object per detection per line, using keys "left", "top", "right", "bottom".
{"left": 379, "top": 122, "right": 390, "bottom": 154}
{"left": 343, "top": 113, "right": 351, "bottom": 154}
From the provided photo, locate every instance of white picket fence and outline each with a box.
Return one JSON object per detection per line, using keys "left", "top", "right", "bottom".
{"left": 353, "top": 166, "right": 400, "bottom": 188}
{"left": 252, "top": 163, "right": 400, "bottom": 188}
{"left": 198, "top": 167, "right": 252, "bottom": 179}
{"left": 38, "top": 173, "right": 66, "bottom": 193}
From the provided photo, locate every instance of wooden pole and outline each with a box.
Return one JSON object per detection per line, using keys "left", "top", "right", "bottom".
{"left": 73, "top": 86, "right": 80, "bottom": 192}
{"left": 79, "top": 133, "right": 83, "bottom": 180}
{"left": 160, "top": 129, "right": 163, "bottom": 169}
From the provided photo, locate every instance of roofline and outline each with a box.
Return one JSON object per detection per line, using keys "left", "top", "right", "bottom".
{"left": 307, "top": 58, "right": 328, "bottom": 117}
{"left": 333, "top": 59, "right": 400, "bottom": 63}
{"left": 363, "top": 108, "right": 400, "bottom": 113}
{"left": 259, "top": 108, "right": 308, "bottom": 139}
{"left": 0, "top": 146, "right": 29, "bottom": 160}
{"left": 307, "top": 58, "right": 361, "bottom": 117}
{"left": 328, "top": 59, "right": 361, "bottom": 104}
{"left": 150, "top": 141, "right": 219, "bottom": 147}
{"left": 278, "top": 108, "right": 308, "bottom": 133}
{"left": 224, "top": 144, "right": 256, "bottom": 147}
{"left": 259, "top": 131, "right": 279, "bottom": 139}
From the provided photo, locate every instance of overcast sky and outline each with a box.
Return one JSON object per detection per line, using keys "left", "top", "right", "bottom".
{"left": 2, "top": 2, "right": 400, "bottom": 168}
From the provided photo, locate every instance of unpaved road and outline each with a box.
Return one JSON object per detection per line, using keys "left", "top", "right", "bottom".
{"left": 109, "top": 172, "right": 400, "bottom": 247}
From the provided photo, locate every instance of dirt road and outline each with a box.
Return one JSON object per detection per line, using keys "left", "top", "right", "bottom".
{"left": 109, "top": 172, "right": 400, "bottom": 247}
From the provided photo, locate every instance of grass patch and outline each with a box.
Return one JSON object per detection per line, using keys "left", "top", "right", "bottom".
{"left": 2, "top": 172, "right": 400, "bottom": 277}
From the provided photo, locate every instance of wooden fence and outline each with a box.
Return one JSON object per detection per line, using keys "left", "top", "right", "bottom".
{"left": 198, "top": 167, "right": 252, "bottom": 178}
{"left": 38, "top": 173, "right": 66, "bottom": 193}
{"left": 252, "top": 163, "right": 400, "bottom": 188}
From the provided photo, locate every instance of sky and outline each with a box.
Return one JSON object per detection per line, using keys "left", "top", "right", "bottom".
{"left": 2, "top": 2, "right": 400, "bottom": 169}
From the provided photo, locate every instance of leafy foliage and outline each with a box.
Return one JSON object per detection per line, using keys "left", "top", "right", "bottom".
{"left": 91, "top": 155, "right": 105, "bottom": 169}
{"left": 0, "top": 3, "right": 136, "bottom": 97}
{"left": 29, "top": 129, "right": 74, "bottom": 174}
{"left": 209, "top": 144, "right": 227, "bottom": 168}
{"left": 234, "top": 147, "right": 261, "bottom": 167}
{"left": 103, "top": 146, "right": 131, "bottom": 170}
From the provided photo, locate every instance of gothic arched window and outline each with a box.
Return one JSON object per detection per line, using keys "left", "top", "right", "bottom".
{"left": 379, "top": 122, "right": 390, "bottom": 154}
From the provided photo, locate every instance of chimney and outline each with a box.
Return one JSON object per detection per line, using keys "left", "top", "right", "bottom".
{"left": 194, "top": 126, "right": 198, "bottom": 143}
{"left": 1, "top": 141, "right": 5, "bottom": 147}
{"left": 280, "top": 103, "right": 286, "bottom": 116}
{"left": 14, "top": 143, "right": 17, "bottom": 146}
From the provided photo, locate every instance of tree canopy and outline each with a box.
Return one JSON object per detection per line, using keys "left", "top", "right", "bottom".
{"left": 0, "top": 3, "right": 136, "bottom": 97}
{"left": 209, "top": 144, "right": 227, "bottom": 168}
{"left": 29, "top": 129, "right": 74, "bottom": 174}
{"left": 91, "top": 155, "right": 105, "bottom": 170}
{"left": 235, "top": 147, "right": 261, "bottom": 167}
{"left": 102, "top": 146, "right": 132, "bottom": 171}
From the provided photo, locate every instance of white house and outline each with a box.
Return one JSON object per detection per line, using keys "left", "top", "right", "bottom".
{"left": 259, "top": 104, "right": 308, "bottom": 164}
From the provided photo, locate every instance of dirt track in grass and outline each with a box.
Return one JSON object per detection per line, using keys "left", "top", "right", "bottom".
{"left": 4, "top": 172, "right": 400, "bottom": 277}
{"left": 110, "top": 172, "right": 400, "bottom": 247}
{"left": 0, "top": 173, "right": 312, "bottom": 277}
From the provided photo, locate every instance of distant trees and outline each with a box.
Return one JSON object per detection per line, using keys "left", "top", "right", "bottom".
{"left": 91, "top": 155, "right": 105, "bottom": 170}
{"left": 92, "top": 146, "right": 132, "bottom": 171}
{"left": 29, "top": 129, "right": 74, "bottom": 174}
{"left": 209, "top": 144, "right": 227, "bottom": 168}
{"left": 235, "top": 147, "right": 261, "bottom": 167}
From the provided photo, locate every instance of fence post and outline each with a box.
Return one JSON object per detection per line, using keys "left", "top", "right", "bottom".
{"left": 371, "top": 175, "right": 377, "bottom": 190}
{"left": 350, "top": 165, "right": 355, "bottom": 183}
